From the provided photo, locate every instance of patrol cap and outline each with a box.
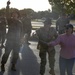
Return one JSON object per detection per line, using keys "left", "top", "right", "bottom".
{"left": 66, "top": 24, "right": 73, "bottom": 29}
{"left": 43, "top": 18, "right": 52, "bottom": 25}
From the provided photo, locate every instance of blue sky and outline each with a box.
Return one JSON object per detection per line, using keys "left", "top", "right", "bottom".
{"left": 0, "top": 0, "right": 51, "bottom": 12}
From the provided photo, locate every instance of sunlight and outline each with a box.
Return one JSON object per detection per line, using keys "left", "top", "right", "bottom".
{"left": 0, "top": 0, "right": 51, "bottom": 12}
{"left": 19, "top": 52, "right": 22, "bottom": 60}
{"left": 19, "top": 45, "right": 24, "bottom": 60}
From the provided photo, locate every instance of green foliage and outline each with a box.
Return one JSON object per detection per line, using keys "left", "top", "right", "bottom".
{"left": 48, "top": 0, "right": 75, "bottom": 14}
{"left": 0, "top": 7, "right": 58, "bottom": 19}
{"left": 20, "top": 8, "right": 34, "bottom": 17}
{"left": 0, "top": 8, "right": 34, "bottom": 18}
{"left": 0, "top": 8, "right": 6, "bottom": 16}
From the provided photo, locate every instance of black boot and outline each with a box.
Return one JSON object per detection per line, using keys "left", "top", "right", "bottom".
{"left": 1, "top": 64, "right": 5, "bottom": 71}
{"left": 40, "top": 71, "right": 44, "bottom": 75}
{"left": 0, "top": 44, "right": 5, "bottom": 48}
{"left": 40, "top": 73, "right": 44, "bottom": 75}
{"left": 49, "top": 69, "right": 55, "bottom": 75}
{"left": 11, "top": 64, "right": 16, "bottom": 71}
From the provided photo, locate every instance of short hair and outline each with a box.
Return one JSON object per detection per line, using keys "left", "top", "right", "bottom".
{"left": 66, "top": 24, "right": 73, "bottom": 29}
{"left": 66, "top": 24, "right": 74, "bottom": 33}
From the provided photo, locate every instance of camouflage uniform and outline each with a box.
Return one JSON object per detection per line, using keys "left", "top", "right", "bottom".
{"left": 56, "top": 15, "right": 70, "bottom": 34}
{"left": 1, "top": 18, "right": 23, "bottom": 64}
{"left": 36, "top": 26, "right": 58, "bottom": 75}
{"left": 0, "top": 15, "right": 6, "bottom": 48}
{"left": 21, "top": 16, "right": 32, "bottom": 44}
{"left": 1, "top": 1, "right": 23, "bottom": 71}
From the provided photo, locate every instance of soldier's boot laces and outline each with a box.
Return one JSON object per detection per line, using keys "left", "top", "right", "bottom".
{"left": 1, "top": 64, "right": 5, "bottom": 71}
{"left": 49, "top": 69, "right": 55, "bottom": 75}
{"left": 11, "top": 64, "right": 16, "bottom": 71}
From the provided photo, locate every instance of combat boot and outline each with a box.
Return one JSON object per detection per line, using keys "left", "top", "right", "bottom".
{"left": 40, "top": 71, "right": 44, "bottom": 75}
{"left": 0, "top": 44, "right": 5, "bottom": 49}
{"left": 49, "top": 69, "right": 55, "bottom": 75}
{"left": 11, "top": 64, "right": 16, "bottom": 71}
{"left": 1, "top": 64, "right": 5, "bottom": 71}
{"left": 40, "top": 73, "right": 44, "bottom": 75}
{"left": 26, "top": 42, "right": 31, "bottom": 45}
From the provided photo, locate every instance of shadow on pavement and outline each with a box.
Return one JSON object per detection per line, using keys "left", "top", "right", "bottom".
{"left": 0, "top": 42, "right": 40, "bottom": 75}
{"left": 7, "top": 43, "right": 40, "bottom": 75}
{"left": 18, "top": 43, "right": 40, "bottom": 75}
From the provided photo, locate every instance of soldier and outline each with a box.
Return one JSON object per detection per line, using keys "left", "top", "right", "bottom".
{"left": 56, "top": 13, "right": 70, "bottom": 34}
{"left": 36, "top": 18, "right": 58, "bottom": 75}
{"left": 1, "top": 1, "right": 23, "bottom": 71}
{"left": 0, "top": 12, "right": 6, "bottom": 48}
{"left": 21, "top": 13, "right": 32, "bottom": 45}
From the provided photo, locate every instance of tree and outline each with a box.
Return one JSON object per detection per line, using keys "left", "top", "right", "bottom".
{"left": 0, "top": 8, "right": 6, "bottom": 16}
{"left": 20, "top": 8, "right": 35, "bottom": 19}
{"left": 48, "top": 0, "right": 75, "bottom": 14}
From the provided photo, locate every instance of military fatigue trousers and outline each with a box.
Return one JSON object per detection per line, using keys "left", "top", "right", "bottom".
{"left": 1, "top": 38, "right": 20, "bottom": 65}
{"left": 39, "top": 46, "right": 55, "bottom": 74}
{"left": 0, "top": 30, "right": 6, "bottom": 46}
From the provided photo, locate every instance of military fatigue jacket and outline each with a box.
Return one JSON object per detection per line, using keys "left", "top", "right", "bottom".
{"left": 7, "top": 18, "right": 23, "bottom": 42}
{"left": 56, "top": 17, "right": 70, "bottom": 32}
{"left": 36, "top": 27, "right": 58, "bottom": 49}
{"left": 36, "top": 27, "right": 57, "bottom": 42}
{"left": 0, "top": 17, "right": 6, "bottom": 31}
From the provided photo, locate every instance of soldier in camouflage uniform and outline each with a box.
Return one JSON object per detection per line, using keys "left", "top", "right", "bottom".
{"left": 0, "top": 12, "right": 6, "bottom": 48}
{"left": 21, "top": 13, "right": 32, "bottom": 45}
{"left": 56, "top": 13, "right": 70, "bottom": 34}
{"left": 36, "top": 18, "right": 58, "bottom": 75}
{"left": 1, "top": 1, "right": 23, "bottom": 71}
